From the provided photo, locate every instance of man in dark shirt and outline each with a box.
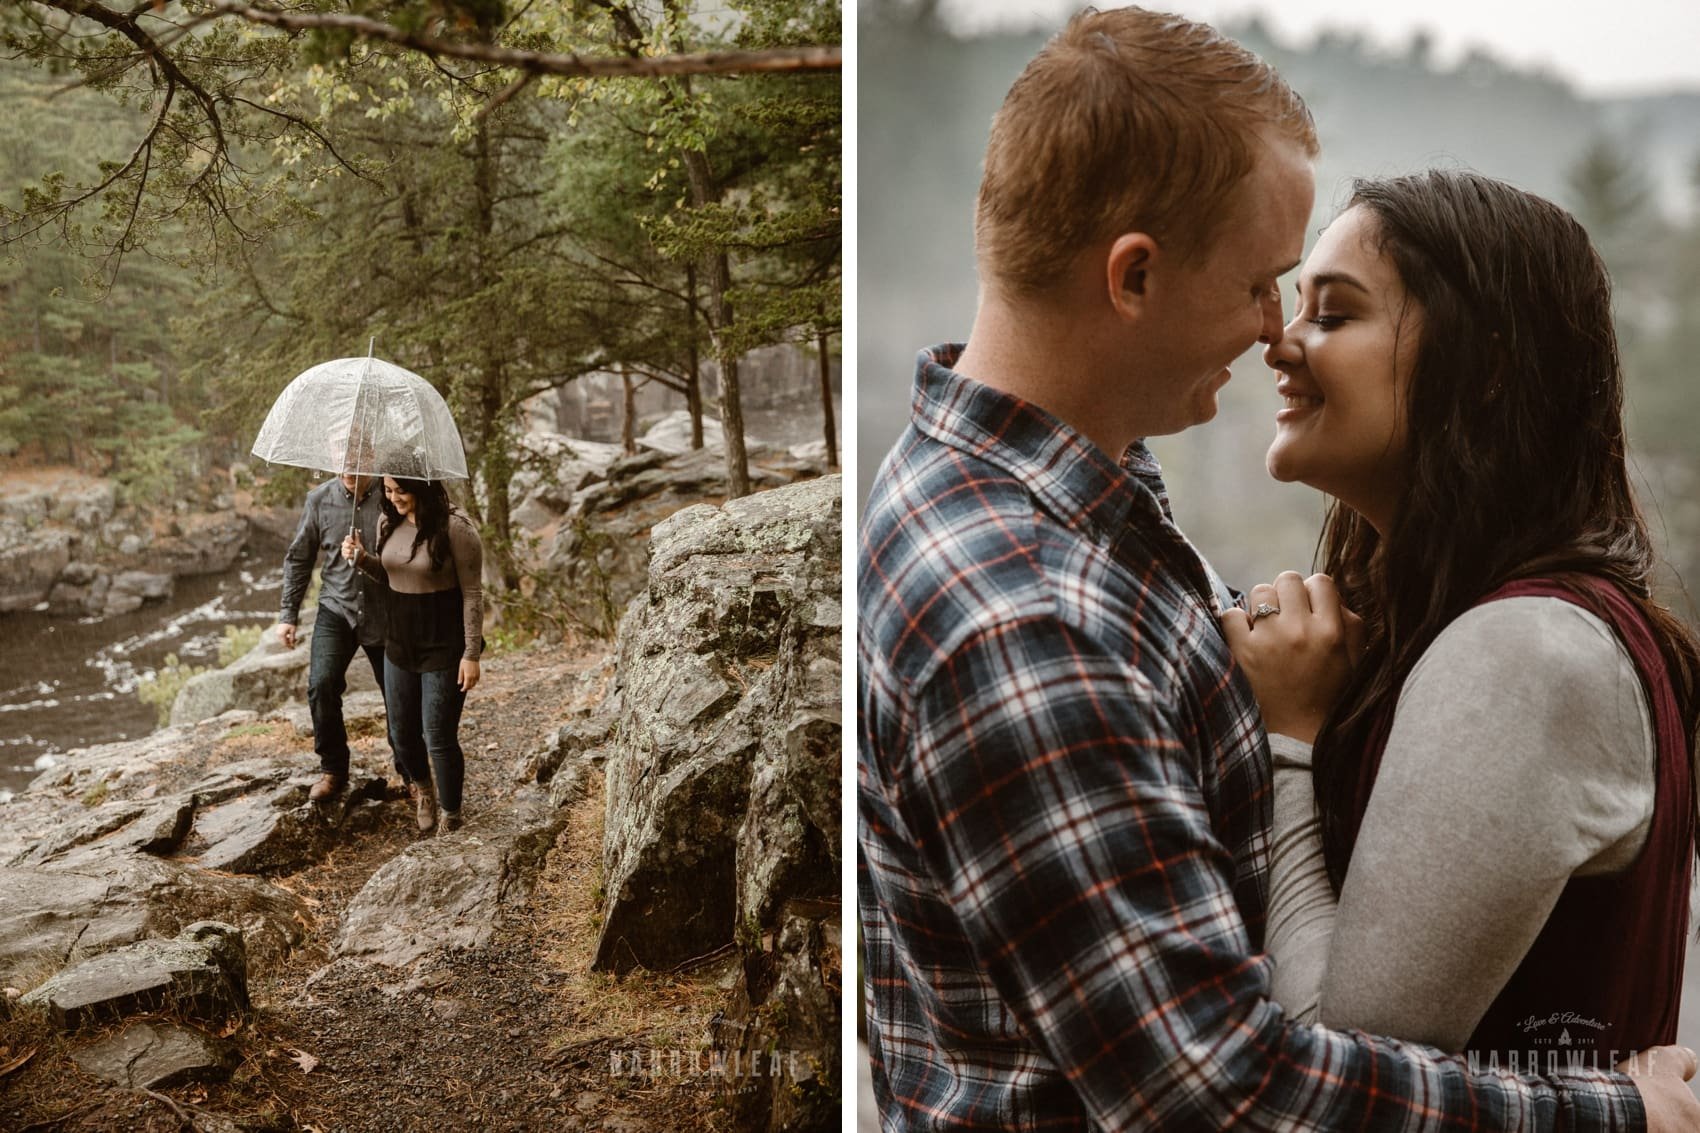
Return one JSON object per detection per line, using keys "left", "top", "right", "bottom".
{"left": 277, "top": 471, "right": 390, "bottom": 800}
{"left": 857, "top": 7, "right": 1700, "bottom": 1131}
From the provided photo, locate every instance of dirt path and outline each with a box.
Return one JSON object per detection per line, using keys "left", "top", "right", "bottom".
{"left": 2, "top": 642, "right": 739, "bottom": 1132}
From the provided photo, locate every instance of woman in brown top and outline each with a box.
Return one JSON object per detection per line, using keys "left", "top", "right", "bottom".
{"left": 342, "top": 477, "right": 483, "bottom": 833}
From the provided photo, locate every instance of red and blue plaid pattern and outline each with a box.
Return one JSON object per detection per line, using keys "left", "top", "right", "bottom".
{"left": 857, "top": 345, "right": 1645, "bottom": 1131}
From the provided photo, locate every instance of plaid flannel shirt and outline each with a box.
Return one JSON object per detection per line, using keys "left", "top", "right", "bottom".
{"left": 857, "top": 345, "right": 1645, "bottom": 1132}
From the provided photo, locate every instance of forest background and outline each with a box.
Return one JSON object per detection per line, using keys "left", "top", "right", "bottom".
{"left": 0, "top": 0, "right": 841, "bottom": 635}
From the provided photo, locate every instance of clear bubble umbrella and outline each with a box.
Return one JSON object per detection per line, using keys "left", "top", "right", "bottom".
{"left": 251, "top": 349, "right": 468, "bottom": 482}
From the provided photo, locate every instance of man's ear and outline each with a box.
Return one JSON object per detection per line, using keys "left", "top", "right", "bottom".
{"left": 1106, "top": 232, "right": 1161, "bottom": 320}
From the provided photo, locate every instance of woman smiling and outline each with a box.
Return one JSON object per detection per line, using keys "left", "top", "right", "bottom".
{"left": 344, "top": 476, "right": 484, "bottom": 835}
{"left": 1226, "top": 169, "right": 1700, "bottom": 1063}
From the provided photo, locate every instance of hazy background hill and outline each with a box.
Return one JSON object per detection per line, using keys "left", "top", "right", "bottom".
{"left": 858, "top": 8, "right": 1700, "bottom": 609}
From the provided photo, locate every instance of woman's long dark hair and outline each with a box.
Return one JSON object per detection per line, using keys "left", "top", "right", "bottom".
{"left": 1311, "top": 169, "right": 1700, "bottom": 892}
{"left": 376, "top": 477, "right": 453, "bottom": 572}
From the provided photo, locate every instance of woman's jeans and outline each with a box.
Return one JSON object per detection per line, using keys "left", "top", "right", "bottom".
{"left": 383, "top": 660, "right": 466, "bottom": 812}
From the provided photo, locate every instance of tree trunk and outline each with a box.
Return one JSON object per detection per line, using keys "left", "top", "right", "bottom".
{"left": 621, "top": 365, "right": 637, "bottom": 455}
{"left": 816, "top": 328, "right": 837, "bottom": 469}
{"left": 469, "top": 120, "right": 522, "bottom": 593}
{"left": 681, "top": 151, "right": 749, "bottom": 498}
{"left": 711, "top": 271, "right": 749, "bottom": 497}
{"left": 685, "top": 264, "right": 704, "bottom": 450}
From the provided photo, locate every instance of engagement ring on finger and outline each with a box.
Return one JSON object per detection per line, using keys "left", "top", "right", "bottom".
{"left": 1252, "top": 603, "right": 1280, "bottom": 621}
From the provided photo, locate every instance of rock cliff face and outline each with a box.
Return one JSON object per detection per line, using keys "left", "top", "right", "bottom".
{"left": 566, "top": 473, "right": 841, "bottom": 1127}
{"left": 590, "top": 474, "right": 840, "bottom": 974}
{"left": 0, "top": 471, "right": 253, "bottom": 615}
{"left": 520, "top": 424, "right": 828, "bottom": 635}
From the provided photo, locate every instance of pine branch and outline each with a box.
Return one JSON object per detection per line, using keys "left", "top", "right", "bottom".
{"left": 201, "top": 3, "right": 841, "bottom": 77}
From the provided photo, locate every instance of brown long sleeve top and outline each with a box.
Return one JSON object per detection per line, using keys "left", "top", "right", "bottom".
{"left": 356, "top": 511, "right": 484, "bottom": 662}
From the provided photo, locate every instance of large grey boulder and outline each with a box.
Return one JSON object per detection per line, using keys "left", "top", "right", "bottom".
{"left": 520, "top": 713, "right": 614, "bottom": 788}
{"left": 9, "top": 801, "right": 153, "bottom": 867}
{"left": 0, "top": 860, "right": 308, "bottom": 988}
{"left": 45, "top": 560, "right": 111, "bottom": 616}
{"left": 20, "top": 920, "right": 249, "bottom": 1030}
{"left": 334, "top": 797, "right": 562, "bottom": 969}
{"left": 133, "top": 512, "right": 249, "bottom": 577}
{"left": 0, "top": 525, "right": 71, "bottom": 611}
{"left": 544, "top": 446, "right": 804, "bottom": 634}
{"left": 506, "top": 432, "right": 622, "bottom": 532}
{"left": 0, "top": 729, "right": 210, "bottom": 864}
{"left": 0, "top": 734, "right": 370, "bottom": 987}
{"left": 52, "top": 480, "right": 118, "bottom": 529}
{"left": 8, "top": 748, "right": 383, "bottom": 877}
{"left": 0, "top": 485, "right": 52, "bottom": 526}
{"left": 592, "top": 475, "right": 840, "bottom": 974}
{"left": 635, "top": 409, "right": 732, "bottom": 455}
{"left": 190, "top": 771, "right": 388, "bottom": 874}
{"left": 170, "top": 605, "right": 378, "bottom": 726}
{"left": 72, "top": 1020, "right": 237, "bottom": 1089}
{"left": 102, "top": 569, "right": 175, "bottom": 616}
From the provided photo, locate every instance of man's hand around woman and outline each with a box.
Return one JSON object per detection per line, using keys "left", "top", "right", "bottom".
{"left": 1220, "top": 571, "right": 1365, "bottom": 744}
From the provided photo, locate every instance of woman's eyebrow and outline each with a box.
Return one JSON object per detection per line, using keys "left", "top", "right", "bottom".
{"left": 1310, "top": 270, "right": 1370, "bottom": 294}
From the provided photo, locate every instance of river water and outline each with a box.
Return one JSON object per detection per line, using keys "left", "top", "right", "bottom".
{"left": 0, "top": 538, "right": 286, "bottom": 802}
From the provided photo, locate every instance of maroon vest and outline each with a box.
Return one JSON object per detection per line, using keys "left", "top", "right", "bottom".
{"left": 1349, "top": 577, "right": 1693, "bottom": 1064}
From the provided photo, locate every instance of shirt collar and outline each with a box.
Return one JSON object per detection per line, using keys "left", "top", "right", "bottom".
{"left": 336, "top": 479, "right": 377, "bottom": 503}
{"left": 910, "top": 343, "right": 1172, "bottom": 539}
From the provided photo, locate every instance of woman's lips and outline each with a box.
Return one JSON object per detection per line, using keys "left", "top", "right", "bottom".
{"left": 1276, "top": 392, "right": 1322, "bottom": 423}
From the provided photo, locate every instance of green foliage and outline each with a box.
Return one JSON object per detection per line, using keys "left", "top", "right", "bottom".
{"left": 4, "top": 0, "right": 841, "bottom": 550}
{"left": 134, "top": 651, "right": 206, "bottom": 727}
{"left": 133, "top": 624, "right": 260, "bottom": 726}
{"left": 108, "top": 417, "right": 206, "bottom": 508}
{"left": 0, "top": 56, "right": 211, "bottom": 484}
{"left": 218, "top": 623, "right": 263, "bottom": 667}
{"left": 481, "top": 622, "right": 530, "bottom": 655}
{"left": 224, "top": 722, "right": 277, "bottom": 738}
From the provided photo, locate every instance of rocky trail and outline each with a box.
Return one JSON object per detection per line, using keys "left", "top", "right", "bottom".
{"left": 0, "top": 473, "right": 843, "bottom": 1132}
{"left": 3, "top": 647, "right": 724, "bottom": 1131}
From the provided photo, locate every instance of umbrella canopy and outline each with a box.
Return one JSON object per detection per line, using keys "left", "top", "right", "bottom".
{"left": 251, "top": 356, "right": 468, "bottom": 481}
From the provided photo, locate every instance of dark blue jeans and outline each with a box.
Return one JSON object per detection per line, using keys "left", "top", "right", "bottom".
{"left": 307, "top": 603, "right": 387, "bottom": 778}
{"left": 384, "top": 661, "right": 466, "bottom": 812}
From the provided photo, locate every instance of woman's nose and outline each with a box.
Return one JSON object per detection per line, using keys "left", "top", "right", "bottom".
{"left": 1262, "top": 318, "right": 1302, "bottom": 370}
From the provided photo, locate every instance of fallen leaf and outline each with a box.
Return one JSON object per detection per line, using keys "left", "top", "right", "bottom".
{"left": 287, "top": 1048, "right": 320, "bottom": 1074}
{"left": 0, "top": 1047, "right": 36, "bottom": 1077}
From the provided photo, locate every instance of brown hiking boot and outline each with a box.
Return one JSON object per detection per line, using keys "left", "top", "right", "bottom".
{"left": 410, "top": 780, "right": 437, "bottom": 833}
{"left": 439, "top": 809, "right": 462, "bottom": 834}
{"left": 308, "top": 773, "right": 346, "bottom": 802}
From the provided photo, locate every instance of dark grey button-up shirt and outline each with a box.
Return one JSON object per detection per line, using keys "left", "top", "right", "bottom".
{"left": 280, "top": 478, "right": 387, "bottom": 646}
